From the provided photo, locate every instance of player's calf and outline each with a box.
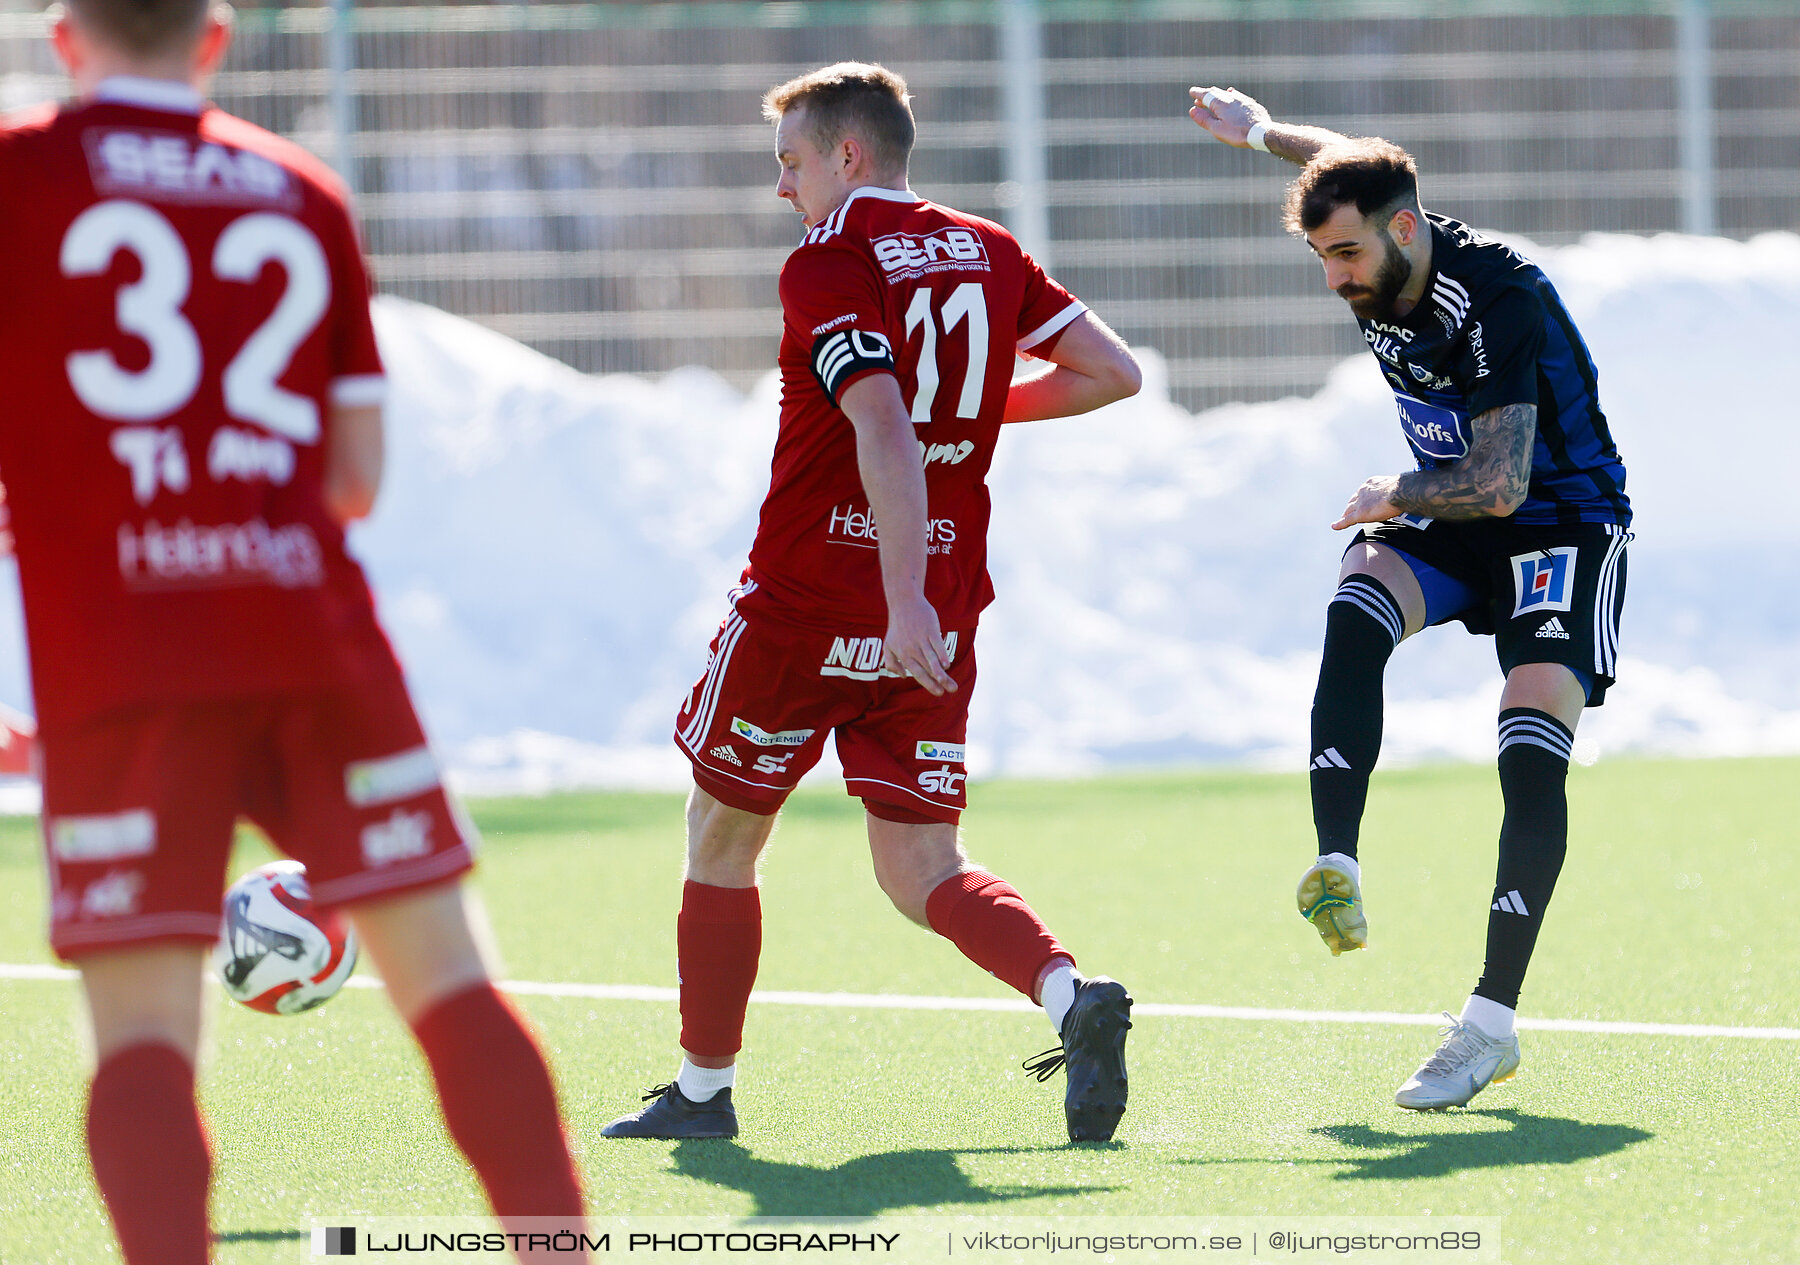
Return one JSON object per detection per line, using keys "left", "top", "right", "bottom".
{"left": 1309, "top": 574, "right": 1405, "bottom": 857}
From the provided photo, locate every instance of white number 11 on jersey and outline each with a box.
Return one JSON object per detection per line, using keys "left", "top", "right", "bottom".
{"left": 903, "top": 282, "right": 989, "bottom": 425}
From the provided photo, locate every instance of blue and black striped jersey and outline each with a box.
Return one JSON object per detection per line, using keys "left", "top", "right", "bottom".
{"left": 1356, "top": 214, "right": 1630, "bottom": 527}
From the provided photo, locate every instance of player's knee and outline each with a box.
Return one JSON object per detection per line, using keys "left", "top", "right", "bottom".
{"left": 78, "top": 945, "right": 208, "bottom": 1064}
{"left": 685, "top": 789, "right": 775, "bottom": 884}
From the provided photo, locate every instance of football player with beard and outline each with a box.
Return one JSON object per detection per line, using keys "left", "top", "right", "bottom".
{"left": 1190, "top": 88, "right": 1632, "bottom": 1110}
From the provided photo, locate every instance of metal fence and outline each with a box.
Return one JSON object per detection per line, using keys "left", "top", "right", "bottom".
{"left": 2, "top": 1, "right": 1795, "bottom": 409}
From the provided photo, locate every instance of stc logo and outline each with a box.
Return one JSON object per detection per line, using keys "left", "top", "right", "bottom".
{"left": 918, "top": 766, "right": 967, "bottom": 796}
{"left": 872, "top": 228, "right": 989, "bottom": 274}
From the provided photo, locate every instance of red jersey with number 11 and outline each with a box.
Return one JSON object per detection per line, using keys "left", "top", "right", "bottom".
{"left": 737, "top": 185, "right": 1086, "bottom": 634}
{"left": 0, "top": 79, "right": 397, "bottom": 732}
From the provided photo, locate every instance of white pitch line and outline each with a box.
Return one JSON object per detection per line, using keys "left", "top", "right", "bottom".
{"left": 3, "top": 964, "right": 1794, "bottom": 1041}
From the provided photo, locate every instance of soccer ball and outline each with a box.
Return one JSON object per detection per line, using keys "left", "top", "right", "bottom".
{"left": 213, "top": 861, "right": 358, "bottom": 1015}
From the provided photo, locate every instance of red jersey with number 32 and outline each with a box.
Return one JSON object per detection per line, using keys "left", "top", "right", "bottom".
{"left": 737, "top": 185, "right": 1086, "bottom": 633}
{"left": 0, "top": 81, "right": 397, "bottom": 731}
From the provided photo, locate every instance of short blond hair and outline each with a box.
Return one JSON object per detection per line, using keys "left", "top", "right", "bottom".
{"left": 762, "top": 62, "right": 915, "bottom": 178}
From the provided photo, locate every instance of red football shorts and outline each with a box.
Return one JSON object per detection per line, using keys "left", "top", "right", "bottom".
{"left": 674, "top": 607, "right": 976, "bottom": 824}
{"left": 41, "top": 670, "right": 475, "bottom": 960}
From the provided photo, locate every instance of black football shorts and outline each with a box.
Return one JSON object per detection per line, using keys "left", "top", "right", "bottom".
{"left": 1352, "top": 514, "right": 1631, "bottom": 705}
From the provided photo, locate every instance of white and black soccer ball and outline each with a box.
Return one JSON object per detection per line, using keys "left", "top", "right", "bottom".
{"left": 213, "top": 861, "right": 358, "bottom": 1015}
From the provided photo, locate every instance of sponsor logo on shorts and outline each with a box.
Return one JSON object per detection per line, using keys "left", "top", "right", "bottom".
{"left": 709, "top": 744, "right": 742, "bottom": 766}
{"left": 79, "top": 869, "right": 146, "bottom": 919}
{"left": 1512, "top": 547, "right": 1579, "bottom": 618}
{"left": 361, "top": 808, "right": 434, "bottom": 867}
{"left": 918, "top": 766, "right": 967, "bottom": 796}
{"left": 915, "top": 741, "right": 965, "bottom": 763}
{"left": 730, "top": 717, "right": 814, "bottom": 748}
{"left": 871, "top": 228, "right": 990, "bottom": 277}
{"left": 821, "top": 632, "right": 959, "bottom": 681}
{"left": 51, "top": 809, "right": 157, "bottom": 862}
{"left": 753, "top": 752, "right": 795, "bottom": 776}
{"left": 1535, "top": 616, "right": 1573, "bottom": 640}
{"left": 345, "top": 746, "right": 441, "bottom": 809}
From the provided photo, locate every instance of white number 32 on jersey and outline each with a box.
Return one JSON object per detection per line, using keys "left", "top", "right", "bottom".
{"left": 59, "top": 199, "right": 330, "bottom": 444}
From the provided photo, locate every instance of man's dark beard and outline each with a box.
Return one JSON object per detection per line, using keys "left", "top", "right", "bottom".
{"left": 1336, "top": 232, "right": 1412, "bottom": 320}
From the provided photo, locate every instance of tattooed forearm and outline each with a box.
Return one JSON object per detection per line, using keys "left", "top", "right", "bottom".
{"left": 1391, "top": 403, "right": 1536, "bottom": 520}
{"left": 1263, "top": 123, "right": 1350, "bottom": 166}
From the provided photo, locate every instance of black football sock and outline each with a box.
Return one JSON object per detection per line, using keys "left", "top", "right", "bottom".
{"left": 1475, "top": 708, "right": 1574, "bottom": 1009}
{"left": 1309, "top": 576, "right": 1404, "bottom": 859}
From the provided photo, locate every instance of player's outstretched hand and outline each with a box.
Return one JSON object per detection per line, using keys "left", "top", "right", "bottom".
{"left": 1333, "top": 476, "right": 1404, "bottom": 531}
{"left": 883, "top": 596, "right": 957, "bottom": 697}
{"left": 1188, "top": 86, "right": 1271, "bottom": 147}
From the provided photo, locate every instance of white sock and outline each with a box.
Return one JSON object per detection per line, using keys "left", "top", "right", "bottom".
{"left": 1318, "top": 851, "right": 1360, "bottom": 884}
{"left": 1461, "top": 994, "right": 1516, "bottom": 1038}
{"left": 1038, "top": 961, "right": 1080, "bottom": 1037}
{"left": 675, "top": 1058, "right": 735, "bottom": 1103}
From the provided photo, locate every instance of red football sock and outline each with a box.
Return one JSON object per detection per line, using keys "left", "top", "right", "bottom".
{"left": 86, "top": 1042, "right": 211, "bottom": 1265}
{"left": 678, "top": 880, "right": 762, "bottom": 1059}
{"left": 410, "top": 983, "right": 584, "bottom": 1219}
{"left": 926, "top": 869, "right": 1074, "bottom": 1000}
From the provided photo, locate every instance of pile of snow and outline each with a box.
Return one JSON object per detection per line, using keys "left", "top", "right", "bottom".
{"left": 2, "top": 230, "right": 1797, "bottom": 797}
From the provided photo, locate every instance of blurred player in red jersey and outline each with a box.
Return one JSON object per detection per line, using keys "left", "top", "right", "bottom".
{"left": 601, "top": 64, "right": 1144, "bottom": 1145}
{"left": 0, "top": 4, "right": 587, "bottom": 1260}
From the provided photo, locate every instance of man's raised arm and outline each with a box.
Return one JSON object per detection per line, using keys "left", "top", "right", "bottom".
{"left": 1188, "top": 86, "right": 1347, "bottom": 166}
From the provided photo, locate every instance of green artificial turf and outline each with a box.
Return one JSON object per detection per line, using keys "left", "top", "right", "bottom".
{"left": 0, "top": 757, "right": 1795, "bottom": 1263}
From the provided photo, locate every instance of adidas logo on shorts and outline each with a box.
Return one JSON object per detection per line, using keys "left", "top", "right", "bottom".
{"left": 709, "top": 745, "right": 742, "bottom": 766}
{"left": 1535, "top": 616, "right": 1572, "bottom": 640}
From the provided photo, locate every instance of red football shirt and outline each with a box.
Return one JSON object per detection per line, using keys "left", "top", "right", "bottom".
{"left": 736, "top": 185, "right": 1085, "bottom": 634}
{"left": 0, "top": 78, "right": 398, "bottom": 732}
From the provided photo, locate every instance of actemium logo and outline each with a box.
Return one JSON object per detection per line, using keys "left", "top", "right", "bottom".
{"left": 915, "top": 741, "right": 966, "bottom": 763}
{"left": 730, "top": 717, "right": 814, "bottom": 748}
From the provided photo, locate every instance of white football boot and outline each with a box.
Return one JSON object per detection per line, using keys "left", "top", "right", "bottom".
{"left": 1395, "top": 1013, "right": 1522, "bottom": 1110}
{"left": 1296, "top": 852, "right": 1366, "bottom": 955}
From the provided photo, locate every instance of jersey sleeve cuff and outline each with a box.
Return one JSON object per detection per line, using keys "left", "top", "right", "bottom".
{"left": 328, "top": 374, "right": 387, "bottom": 408}
{"left": 1017, "top": 301, "right": 1088, "bottom": 354}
